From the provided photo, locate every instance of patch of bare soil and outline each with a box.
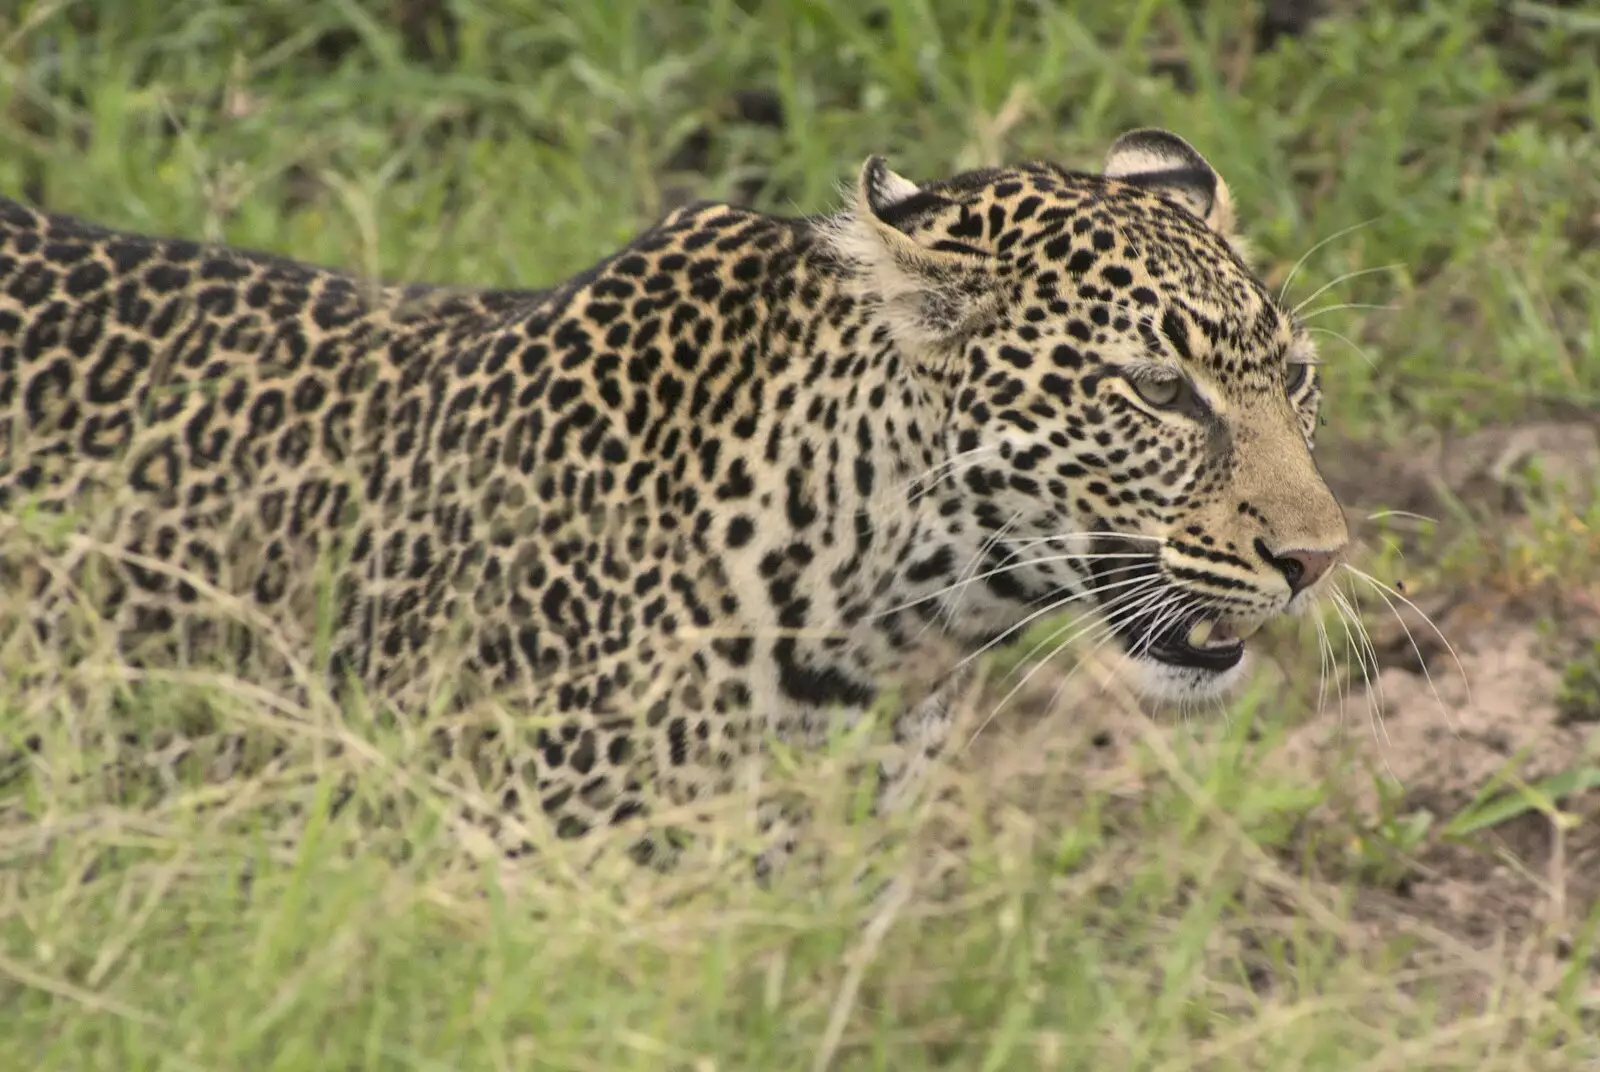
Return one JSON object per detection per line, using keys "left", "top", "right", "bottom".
{"left": 1317, "top": 418, "right": 1600, "bottom": 535}
{"left": 1287, "top": 613, "right": 1600, "bottom": 939}
{"left": 1296, "top": 418, "right": 1600, "bottom": 985}
{"left": 964, "top": 418, "right": 1600, "bottom": 1013}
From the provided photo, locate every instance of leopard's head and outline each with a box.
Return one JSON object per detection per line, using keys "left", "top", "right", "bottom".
{"left": 828, "top": 128, "right": 1349, "bottom": 700}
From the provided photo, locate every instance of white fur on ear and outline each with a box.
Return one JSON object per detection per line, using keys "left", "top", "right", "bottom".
{"left": 1103, "top": 128, "right": 1245, "bottom": 256}
{"left": 820, "top": 156, "right": 996, "bottom": 357}
{"left": 861, "top": 156, "right": 922, "bottom": 214}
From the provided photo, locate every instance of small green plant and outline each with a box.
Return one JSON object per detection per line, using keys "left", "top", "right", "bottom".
{"left": 1345, "top": 771, "right": 1433, "bottom": 888}
{"left": 1555, "top": 638, "right": 1600, "bottom": 725}
{"left": 1442, "top": 753, "right": 1600, "bottom": 840}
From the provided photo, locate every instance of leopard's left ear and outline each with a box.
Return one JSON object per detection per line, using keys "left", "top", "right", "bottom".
{"left": 1103, "top": 129, "right": 1248, "bottom": 259}
{"left": 823, "top": 155, "right": 999, "bottom": 356}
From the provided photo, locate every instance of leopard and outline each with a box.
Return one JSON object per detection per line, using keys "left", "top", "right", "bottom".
{"left": 0, "top": 127, "right": 1349, "bottom": 872}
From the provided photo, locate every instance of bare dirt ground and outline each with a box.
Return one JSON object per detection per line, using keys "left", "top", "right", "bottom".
{"left": 960, "top": 418, "right": 1600, "bottom": 1013}
{"left": 1304, "top": 421, "right": 1600, "bottom": 967}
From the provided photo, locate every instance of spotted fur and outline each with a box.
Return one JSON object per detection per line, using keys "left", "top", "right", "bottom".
{"left": 0, "top": 129, "right": 1348, "bottom": 865}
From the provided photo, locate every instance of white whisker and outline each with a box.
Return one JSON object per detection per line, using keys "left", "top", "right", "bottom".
{"left": 948, "top": 571, "right": 1164, "bottom": 676}
{"left": 997, "top": 532, "right": 1163, "bottom": 548}
{"left": 1340, "top": 563, "right": 1472, "bottom": 720}
{"left": 1305, "top": 325, "right": 1379, "bottom": 370}
{"left": 1291, "top": 263, "right": 1403, "bottom": 317}
{"left": 1031, "top": 594, "right": 1171, "bottom": 728}
{"left": 902, "top": 446, "right": 997, "bottom": 505}
{"left": 1276, "top": 216, "right": 1385, "bottom": 307}
{"left": 1330, "top": 587, "right": 1394, "bottom": 776}
{"left": 972, "top": 612, "right": 1125, "bottom": 741}
{"left": 1313, "top": 611, "right": 1343, "bottom": 719}
{"left": 924, "top": 509, "right": 1024, "bottom": 645}
{"left": 1301, "top": 302, "right": 1395, "bottom": 322}
{"left": 1364, "top": 508, "right": 1439, "bottom": 526}
{"left": 1001, "top": 582, "right": 1177, "bottom": 689}
{"left": 869, "top": 544, "right": 1153, "bottom": 622}
{"left": 967, "top": 585, "right": 1183, "bottom": 746}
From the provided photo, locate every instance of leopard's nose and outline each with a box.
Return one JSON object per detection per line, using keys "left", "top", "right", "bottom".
{"left": 1255, "top": 539, "right": 1340, "bottom": 596}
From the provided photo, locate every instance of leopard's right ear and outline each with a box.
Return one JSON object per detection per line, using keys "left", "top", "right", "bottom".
{"left": 1103, "top": 128, "right": 1249, "bottom": 260}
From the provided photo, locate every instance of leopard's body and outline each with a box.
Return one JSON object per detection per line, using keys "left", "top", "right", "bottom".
{"left": 0, "top": 130, "right": 1349, "bottom": 864}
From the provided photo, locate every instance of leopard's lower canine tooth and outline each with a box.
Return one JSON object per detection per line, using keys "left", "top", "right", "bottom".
{"left": 1188, "top": 620, "right": 1213, "bottom": 646}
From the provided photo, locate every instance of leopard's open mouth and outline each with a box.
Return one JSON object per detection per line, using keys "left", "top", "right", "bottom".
{"left": 1084, "top": 534, "right": 1252, "bottom": 674}
{"left": 1139, "top": 613, "right": 1250, "bottom": 672}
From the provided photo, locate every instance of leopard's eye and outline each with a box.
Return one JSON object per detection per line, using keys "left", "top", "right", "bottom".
{"left": 1284, "top": 361, "right": 1312, "bottom": 394}
{"left": 1130, "top": 373, "right": 1186, "bottom": 410}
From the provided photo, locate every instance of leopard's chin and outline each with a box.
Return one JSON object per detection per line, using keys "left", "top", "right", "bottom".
{"left": 1119, "top": 641, "right": 1254, "bottom": 703}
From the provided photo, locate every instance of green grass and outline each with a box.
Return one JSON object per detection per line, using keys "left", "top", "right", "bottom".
{"left": 3, "top": 0, "right": 1600, "bottom": 1068}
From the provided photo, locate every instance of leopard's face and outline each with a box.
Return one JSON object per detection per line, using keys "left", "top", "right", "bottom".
{"left": 829, "top": 130, "right": 1349, "bottom": 701}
